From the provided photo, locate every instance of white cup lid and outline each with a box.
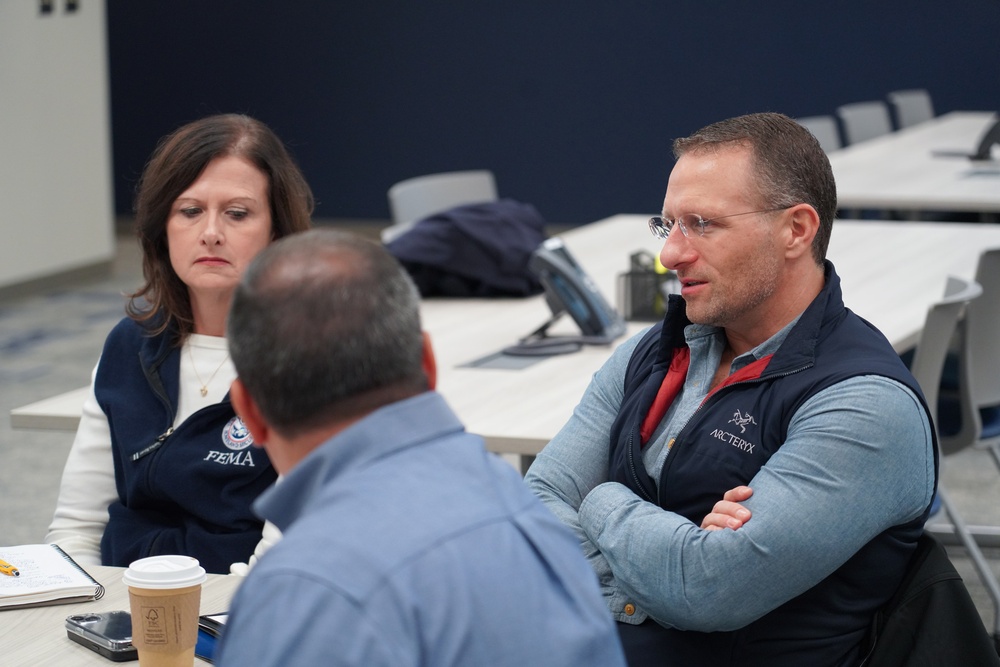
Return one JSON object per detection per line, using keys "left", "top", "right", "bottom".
{"left": 122, "top": 555, "right": 207, "bottom": 589}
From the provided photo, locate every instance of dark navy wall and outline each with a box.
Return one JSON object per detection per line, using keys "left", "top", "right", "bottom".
{"left": 107, "top": 1, "right": 1000, "bottom": 224}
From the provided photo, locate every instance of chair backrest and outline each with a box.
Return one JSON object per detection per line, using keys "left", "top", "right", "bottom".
{"left": 887, "top": 89, "right": 935, "bottom": 129}
{"left": 387, "top": 170, "right": 498, "bottom": 227}
{"left": 797, "top": 115, "right": 843, "bottom": 153}
{"left": 909, "top": 276, "right": 982, "bottom": 425}
{"left": 967, "top": 249, "right": 1000, "bottom": 407}
{"left": 939, "top": 249, "right": 1000, "bottom": 452}
{"left": 383, "top": 170, "right": 498, "bottom": 243}
{"left": 837, "top": 101, "right": 894, "bottom": 145}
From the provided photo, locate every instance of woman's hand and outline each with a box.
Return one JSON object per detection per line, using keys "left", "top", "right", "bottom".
{"left": 701, "top": 485, "right": 753, "bottom": 531}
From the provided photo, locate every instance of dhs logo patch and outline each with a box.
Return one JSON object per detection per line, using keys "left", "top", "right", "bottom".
{"left": 222, "top": 416, "right": 254, "bottom": 451}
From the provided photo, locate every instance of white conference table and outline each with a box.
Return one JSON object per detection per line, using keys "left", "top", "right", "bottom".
{"left": 0, "top": 564, "right": 240, "bottom": 666}
{"left": 828, "top": 111, "right": 1000, "bottom": 214}
{"left": 12, "top": 215, "right": 1000, "bottom": 459}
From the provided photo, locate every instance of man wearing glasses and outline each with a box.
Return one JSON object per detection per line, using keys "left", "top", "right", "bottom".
{"left": 525, "top": 112, "right": 936, "bottom": 666}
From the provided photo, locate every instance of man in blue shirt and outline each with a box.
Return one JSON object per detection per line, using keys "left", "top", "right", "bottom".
{"left": 216, "top": 229, "right": 626, "bottom": 667}
{"left": 524, "top": 112, "right": 937, "bottom": 666}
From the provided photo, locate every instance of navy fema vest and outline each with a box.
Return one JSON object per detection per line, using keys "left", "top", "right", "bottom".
{"left": 95, "top": 317, "right": 276, "bottom": 574}
{"left": 608, "top": 264, "right": 938, "bottom": 666}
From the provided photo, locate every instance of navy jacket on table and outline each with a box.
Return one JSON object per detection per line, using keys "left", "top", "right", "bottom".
{"left": 386, "top": 199, "right": 547, "bottom": 297}
{"left": 96, "top": 318, "right": 275, "bottom": 574}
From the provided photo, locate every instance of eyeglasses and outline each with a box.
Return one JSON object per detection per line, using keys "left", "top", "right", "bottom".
{"left": 648, "top": 207, "right": 791, "bottom": 240}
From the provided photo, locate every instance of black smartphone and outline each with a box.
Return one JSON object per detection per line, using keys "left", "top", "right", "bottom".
{"left": 65, "top": 610, "right": 138, "bottom": 662}
{"left": 196, "top": 612, "right": 228, "bottom": 664}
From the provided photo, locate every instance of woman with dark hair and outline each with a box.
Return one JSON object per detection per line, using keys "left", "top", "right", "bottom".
{"left": 46, "top": 114, "right": 313, "bottom": 574}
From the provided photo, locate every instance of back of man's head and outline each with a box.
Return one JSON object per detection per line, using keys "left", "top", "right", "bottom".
{"left": 228, "top": 229, "right": 427, "bottom": 437}
{"left": 674, "top": 112, "right": 837, "bottom": 263}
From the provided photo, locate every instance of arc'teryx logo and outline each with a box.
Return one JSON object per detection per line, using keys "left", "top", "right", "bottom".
{"left": 729, "top": 409, "right": 757, "bottom": 434}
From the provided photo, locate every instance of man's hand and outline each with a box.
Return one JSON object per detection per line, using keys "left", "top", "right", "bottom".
{"left": 701, "top": 486, "right": 753, "bottom": 531}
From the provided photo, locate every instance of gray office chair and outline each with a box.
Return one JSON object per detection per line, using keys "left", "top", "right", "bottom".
{"left": 797, "top": 115, "right": 843, "bottom": 153}
{"left": 382, "top": 170, "right": 498, "bottom": 243}
{"left": 910, "top": 276, "right": 981, "bottom": 430}
{"left": 939, "top": 249, "right": 1000, "bottom": 461}
{"left": 887, "top": 89, "right": 935, "bottom": 129}
{"left": 836, "top": 101, "right": 894, "bottom": 145}
{"left": 909, "top": 276, "right": 1000, "bottom": 646}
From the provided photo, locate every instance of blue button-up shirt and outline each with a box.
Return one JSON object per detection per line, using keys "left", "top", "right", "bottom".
{"left": 216, "top": 392, "right": 626, "bottom": 667}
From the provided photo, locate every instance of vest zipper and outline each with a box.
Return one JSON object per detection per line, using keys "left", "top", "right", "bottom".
{"left": 131, "top": 427, "right": 174, "bottom": 462}
{"left": 626, "top": 430, "right": 656, "bottom": 503}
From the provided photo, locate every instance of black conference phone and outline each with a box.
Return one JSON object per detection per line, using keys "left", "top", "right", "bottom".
{"left": 971, "top": 117, "right": 1000, "bottom": 161}
{"left": 504, "top": 237, "right": 626, "bottom": 356}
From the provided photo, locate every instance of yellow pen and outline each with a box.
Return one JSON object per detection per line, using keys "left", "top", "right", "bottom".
{"left": 0, "top": 558, "right": 20, "bottom": 577}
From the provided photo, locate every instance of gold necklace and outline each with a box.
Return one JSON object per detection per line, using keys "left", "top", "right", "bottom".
{"left": 188, "top": 344, "right": 230, "bottom": 397}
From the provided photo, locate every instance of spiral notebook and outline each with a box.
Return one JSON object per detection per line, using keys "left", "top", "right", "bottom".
{"left": 0, "top": 544, "right": 104, "bottom": 610}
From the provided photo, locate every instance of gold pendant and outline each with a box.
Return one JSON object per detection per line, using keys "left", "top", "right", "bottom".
{"left": 200, "top": 387, "right": 208, "bottom": 397}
